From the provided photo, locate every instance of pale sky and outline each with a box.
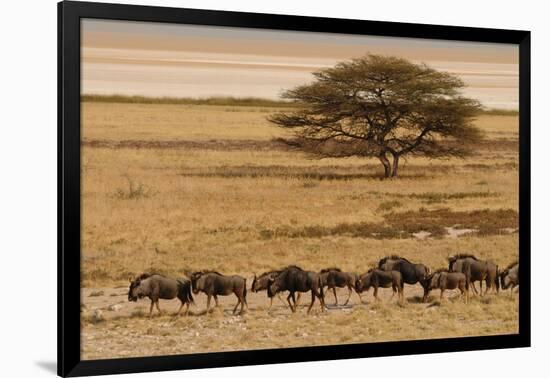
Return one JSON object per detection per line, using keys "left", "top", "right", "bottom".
{"left": 81, "top": 19, "right": 519, "bottom": 109}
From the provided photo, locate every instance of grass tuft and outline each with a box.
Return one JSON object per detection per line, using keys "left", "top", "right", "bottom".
{"left": 114, "top": 175, "right": 156, "bottom": 200}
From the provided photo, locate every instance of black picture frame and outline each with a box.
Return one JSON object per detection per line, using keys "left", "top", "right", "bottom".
{"left": 58, "top": 1, "right": 531, "bottom": 376}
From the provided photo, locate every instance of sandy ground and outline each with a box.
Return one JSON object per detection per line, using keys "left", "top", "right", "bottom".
{"left": 81, "top": 284, "right": 517, "bottom": 360}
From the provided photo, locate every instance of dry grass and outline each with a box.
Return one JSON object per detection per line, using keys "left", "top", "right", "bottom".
{"left": 81, "top": 101, "right": 519, "bottom": 359}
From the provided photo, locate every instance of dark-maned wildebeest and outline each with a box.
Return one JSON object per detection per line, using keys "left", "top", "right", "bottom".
{"left": 426, "top": 269, "right": 468, "bottom": 303}
{"left": 319, "top": 268, "right": 359, "bottom": 305}
{"left": 267, "top": 266, "right": 325, "bottom": 314}
{"left": 355, "top": 269, "right": 404, "bottom": 304}
{"left": 190, "top": 271, "right": 248, "bottom": 315}
{"left": 251, "top": 267, "right": 302, "bottom": 308}
{"left": 500, "top": 261, "right": 519, "bottom": 295}
{"left": 128, "top": 273, "right": 194, "bottom": 317}
{"left": 378, "top": 255, "right": 430, "bottom": 302}
{"left": 448, "top": 254, "right": 499, "bottom": 295}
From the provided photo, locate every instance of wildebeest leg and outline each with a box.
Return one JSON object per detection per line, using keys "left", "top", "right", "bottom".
{"left": 317, "top": 288, "right": 326, "bottom": 311}
{"left": 155, "top": 300, "right": 163, "bottom": 315}
{"left": 469, "top": 281, "right": 479, "bottom": 295}
{"left": 233, "top": 291, "right": 245, "bottom": 314}
{"left": 440, "top": 289, "right": 445, "bottom": 302}
{"left": 149, "top": 300, "right": 154, "bottom": 317}
{"left": 390, "top": 286, "right": 396, "bottom": 301}
{"left": 344, "top": 286, "right": 352, "bottom": 305}
{"left": 206, "top": 294, "right": 212, "bottom": 313}
{"left": 373, "top": 286, "right": 380, "bottom": 301}
{"left": 232, "top": 296, "right": 241, "bottom": 314}
{"left": 307, "top": 290, "right": 316, "bottom": 314}
{"left": 485, "top": 277, "right": 492, "bottom": 295}
{"left": 332, "top": 287, "right": 338, "bottom": 305}
{"left": 422, "top": 284, "right": 430, "bottom": 303}
{"left": 295, "top": 292, "right": 302, "bottom": 307}
{"left": 286, "top": 293, "right": 295, "bottom": 312}
{"left": 275, "top": 293, "right": 287, "bottom": 307}
{"left": 176, "top": 301, "right": 184, "bottom": 316}
{"left": 213, "top": 295, "right": 219, "bottom": 307}
{"left": 458, "top": 286, "right": 468, "bottom": 303}
{"left": 276, "top": 294, "right": 287, "bottom": 307}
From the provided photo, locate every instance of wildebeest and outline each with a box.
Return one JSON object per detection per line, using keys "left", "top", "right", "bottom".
{"left": 448, "top": 254, "right": 499, "bottom": 295}
{"left": 500, "top": 261, "right": 519, "bottom": 294}
{"left": 267, "top": 266, "right": 325, "bottom": 314}
{"left": 128, "top": 273, "right": 194, "bottom": 317}
{"left": 319, "top": 268, "right": 359, "bottom": 306}
{"left": 378, "top": 255, "right": 430, "bottom": 302}
{"left": 190, "top": 271, "right": 248, "bottom": 315}
{"left": 251, "top": 267, "right": 302, "bottom": 308}
{"left": 355, "top": 269, "right": 404, "bottom": 304}
{"left": 426, "top": 269, "right": 468, "bottom": 303}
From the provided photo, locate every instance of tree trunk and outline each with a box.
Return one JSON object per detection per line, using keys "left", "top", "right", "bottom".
{"left": 391, "top": 153, "right": 400, "bottom": 177}
{"left": 378, "top": 153, "right": 391, "bottom": 178}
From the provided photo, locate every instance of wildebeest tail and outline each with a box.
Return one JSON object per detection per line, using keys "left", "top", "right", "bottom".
{"left": 177, "top": 279, "right": 194, "bottom": 304}
{"left": 243, "top": 278, "right": 248, "bottom": 305}
{"left": 495, "top": 265, "right": 500, "bottom": 292}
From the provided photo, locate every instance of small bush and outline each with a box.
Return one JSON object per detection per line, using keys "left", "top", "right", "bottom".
{"left": 377, "top": 200, "right": 402, "bottom": 212}
{"left": 302, "top": 181, "right": 319, "bottom": 188}
{"left": 114, "top": 176, "right": 156, "bottom": 200}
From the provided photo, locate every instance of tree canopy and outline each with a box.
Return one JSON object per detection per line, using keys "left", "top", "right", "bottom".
{"left": 269, "top": 54, "right": 483, "bottom": 178}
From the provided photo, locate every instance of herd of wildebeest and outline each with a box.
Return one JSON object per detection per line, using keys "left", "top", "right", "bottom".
{"left": 127, "top": 254, "right": 520, "bottom": 317}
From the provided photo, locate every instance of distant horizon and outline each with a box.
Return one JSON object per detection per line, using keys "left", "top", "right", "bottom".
{"left": 80, "top": 94, "right": 519, "bottom": 114}
{"left": 82, "top": 19, "right": 519, "bottom": 110}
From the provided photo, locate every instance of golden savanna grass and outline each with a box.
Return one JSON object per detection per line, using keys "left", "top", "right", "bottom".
{"left": 80, "top": 101, "right": 519, "bottom": 359}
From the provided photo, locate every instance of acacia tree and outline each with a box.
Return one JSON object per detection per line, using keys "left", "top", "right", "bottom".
{"left": 269, "top": 54, "right": 483, "bottom": 178}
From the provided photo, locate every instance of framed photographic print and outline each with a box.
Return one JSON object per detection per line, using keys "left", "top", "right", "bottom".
{"left": 58, "top": 0, "right": 530, "bottom": 376}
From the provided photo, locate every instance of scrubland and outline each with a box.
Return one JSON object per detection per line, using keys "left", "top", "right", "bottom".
{"left": 80, "top": 100, "right": 519, "bottom": 360}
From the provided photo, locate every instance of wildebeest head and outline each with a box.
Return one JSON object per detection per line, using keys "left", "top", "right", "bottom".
{"left": 267, "top": 275, "right": 284, "bottom": 297}
{"left": 426, "top": 272, "right": 443, "bottom": 290}
{"left": 252, "top": 272, "right": 276, "bottom": 293}
{"left": 500, "top": 270, "right": 512, "bottom": 289}
{"left": 128, "top": 277, "right": 145, "bottom": 302}
{"left": 190, "top": 272, "right": 204, "bottom": 294}
{"left": 355, "top": 273, "right": 372, "bottom": 293}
